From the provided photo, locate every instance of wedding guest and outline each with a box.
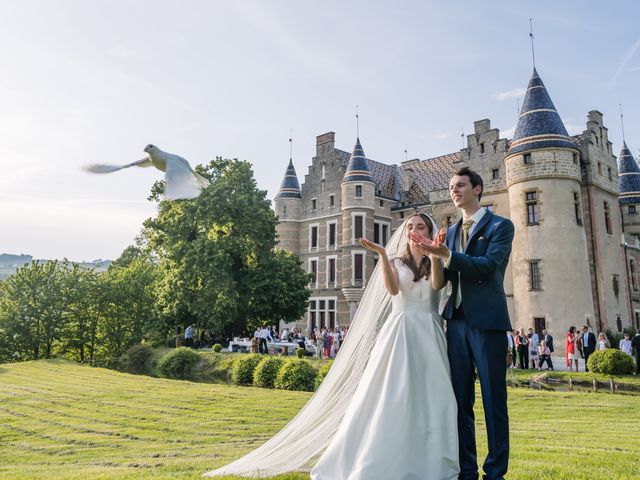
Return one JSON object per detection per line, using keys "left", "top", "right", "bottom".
{"left": 581, "top": 325, "right": 596, "bottom": 371}
{"left": 597, "top": 332, "right": 610, "bottom": 350}
{"left": 632, "top": 332, "right": 640, "bottom": 374}
{"left": 527, "top": 327, "right": 539, "bottom": 370}
{"left": 506, "top": 330, "right": 516, "bottom": 368}
{"left": 538, "top": 339, "right": 553, "bottom": 370}
{"left": 542, "top": 329, "right": 554, "bottom": 355}
{"left": 566, "top": 326, "right": 579, "bottom": 372}
{"left": 515, "top": 328, "right": 529, "bottom": 369}
{"left": 620, "top": 333, "right": 633, "bottom": 356}
{"left": 184, "top": 324, "right": 195, "bottom": 348}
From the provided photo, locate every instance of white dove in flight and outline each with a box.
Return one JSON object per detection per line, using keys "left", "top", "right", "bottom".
{"left": 83, "top": 144, "right": 210, "bottom": 200}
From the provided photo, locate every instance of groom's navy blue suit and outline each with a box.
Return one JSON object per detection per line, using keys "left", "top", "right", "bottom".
{"left": 442, "top": 210, "right": 514, "bottom": 480}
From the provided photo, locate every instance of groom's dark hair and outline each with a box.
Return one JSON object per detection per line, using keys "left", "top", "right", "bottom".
{"left": 455, "top": 167, "right": 484, "bottom": 201}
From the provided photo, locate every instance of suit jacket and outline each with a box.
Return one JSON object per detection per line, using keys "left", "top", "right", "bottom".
{"left": 544, "top": 334, "right": 554, "bottom": 353}
{"left": 442, "top": 211, "right": 514, "bottom": 330}
{"left": 582, "top": 332, "right": 596, "bottom": 354}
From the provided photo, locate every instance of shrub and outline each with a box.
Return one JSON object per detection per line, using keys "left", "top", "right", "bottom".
{"left": 158, "top": 347, "right": 201, "bottom": 379}
{"left": 275, "top": 359, "right": 317, "bottom": 392}
{"left": 253, "top": 356, "right": 284, "bottom": 388}
{"left": 296, "top": 347, "right": 305, "bottom": 359}
{"left": 213, "top": 343, "right": 222, "bottom": 353}
{"left": 315, "top": 359, "right": 334, "bottom": 389}
{"left": 587, "top": 348, "right": 635, "bottom": 375}
{"left": 125, "top": 344, "right": 154, "bottom": 374}
{"left": 231, "top": 354, "right": 263, "bottom": 385}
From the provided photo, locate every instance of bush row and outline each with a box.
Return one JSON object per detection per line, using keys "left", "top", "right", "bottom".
{"left": 231, "top": 354, "right": 318, "bottom": 391}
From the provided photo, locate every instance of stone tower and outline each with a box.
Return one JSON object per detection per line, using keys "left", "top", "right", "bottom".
{"left": 504, "top": 68, "right": 595, "bottom": 341}
{"left": 340, "top": 138, "right": 375, "bottom": 321}
{"left": 618, "top": 142, "right": 640, "bottom": 236}
{"left": 274, "top": 158, "right": 302, "bottom": 253}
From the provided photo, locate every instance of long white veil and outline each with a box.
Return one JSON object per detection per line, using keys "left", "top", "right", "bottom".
{"left": 205, "top": 215, "right": 437, "bottom": 477}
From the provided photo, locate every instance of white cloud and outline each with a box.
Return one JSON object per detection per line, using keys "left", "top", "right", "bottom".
{"left": 607, "top": 37, "right": 640, "bottom": 86}
{"left": 492, "top": 88, "right": 526, "bottom": 101}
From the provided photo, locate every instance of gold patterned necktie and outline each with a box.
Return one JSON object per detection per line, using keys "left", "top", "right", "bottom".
{"left": 461, "top": 219, "right": 474, "bottom": 250}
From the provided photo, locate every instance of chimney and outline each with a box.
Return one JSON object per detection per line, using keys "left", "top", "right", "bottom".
{"left": 316, "top": 132, "right": 335, "bottom": 156}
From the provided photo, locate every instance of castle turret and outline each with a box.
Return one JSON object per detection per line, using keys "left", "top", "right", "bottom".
{"left": 274, "top": 159, "right": 302, "bottom": 252}
{"left": 505, "top": 68, "right": 595, "bottom": 346}
{"left": 340, "top": 138, "right": 375, "bottom": 320}
{"left": 619, "top": 142, "right": 640, "bottom": 237}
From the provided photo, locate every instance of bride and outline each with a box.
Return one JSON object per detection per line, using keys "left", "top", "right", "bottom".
{"left": 205, "top": 214, "right": 459, "bottom": 479}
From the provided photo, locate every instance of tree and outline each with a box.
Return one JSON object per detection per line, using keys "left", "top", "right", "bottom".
{"left": 143, "top": 158, "right": 310, "bottom": 338}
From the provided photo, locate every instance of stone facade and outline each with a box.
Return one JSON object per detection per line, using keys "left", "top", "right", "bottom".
{"left": 273, "top": 71, "right": 640, "bottom": 354}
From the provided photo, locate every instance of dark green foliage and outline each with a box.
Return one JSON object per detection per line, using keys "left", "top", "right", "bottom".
{"left": 125, "top": 344, "right": 154, "bottom": 374}
{"left": 587, "top": 348, "right": 635, "bottom": 375}
{"left": 275, "top": 359, "right": 317, "bottom": 392}
{"left": 295, "top": 347, "right": 305, "bottom": 359}
{"left": 253, "top": 356, "right": 284, "bottom": 388}
{"left": 158, "top": 347, "right": 201, "bottom": 378}
{"left": 315, "top": 359, "right": 334, "bottom": 389}
{"left": 231, "top": 354, "right": 263, "bottom": 385}
{"left": 212, "top": 343, "right": 222, "bottom": 353}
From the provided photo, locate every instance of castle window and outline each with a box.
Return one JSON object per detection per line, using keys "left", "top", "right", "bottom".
{"left": 604, "top": 201, "right": 612, "bottom": 234}
{"left": 329, "top": 194, "right": 335, "bottom": 207}
{"left": 524, "top": 153, "right": 532, "bottom": 165}
{"left": 382, "top": 224, "right": 389, "bottom": 246}
{"left": 525, "top": 191, "right": 539, "bottom": 225}
{"left": 608, "top": 167, "right": 613, "bottom": 181}
{"left": 321, "top": 164, "right": 326, "bottom": 179}
{"left": 613, "top": 274, "right": 620, "bottom": 298}
{"left": 380, "top": 200, "right": 384, "bottom": 207}
{"left": 616, "top": 316, "right": 623, "bottom": 333}
{"left": 631, "top": 259, "right": 639, "bottom": 292}
{"left": 311, "top": 198, "right": 317, "bottom": 211}
{"left": 492, "top": 168, "right": 499, "bottom": 180}
{"left": 573, "top": 153, "right": 579, "bottom": 164}
{"left": 327, "top": 257, "right": 336, "bottom": 287}
{"left": 534, "top": 317, "right": 546, "bottom": 336}
{"left": 630, "top": 205, "right": 637, "bottom": 214}
{"left": 353, "top": 252, "right": 364, "bottom": 287}
{"left": 308, "top": 300, "right": 317, "bottom": 329}
{"left": 309, "top": 225, "right": 319, "bottom": 250}
{"left": 355, "top": 185, "right": 363, "bottom": 198}
{"left": 353, "top": 215, "right": 364, "bottom": 241}
{"left": 400, "top": 211, "right": 405, "bottom": 219}
{"left": 529, "top": 260, "right": 542, "bottom": 290}
{"left": 309, "top": 259, "right": 318, "bottom": 286}
{"left": 327, "top": 222, "right": 337, "bottom": 248}
{"left": 374, "top": 222, "right": 390, "bottom": 247}
{"left": 597, "top": 162, "right": 602, "bottom": 175}
{"left": 480, "top": 142, "right": 485, "bottom": 153}
{"left": 574, "top": 192, "right": 583, "bottom": 225}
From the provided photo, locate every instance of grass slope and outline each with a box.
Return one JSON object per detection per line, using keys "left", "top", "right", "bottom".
{"left": 0, "top": 360, "right": 638, "bottom": 479}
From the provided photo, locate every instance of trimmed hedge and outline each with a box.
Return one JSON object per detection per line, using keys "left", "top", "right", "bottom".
{"left": 125, "top": 344, "right": 154, "bottom": 374}
{"left": 587, "top": 348, "right": 635, "bottom": 375}
{"left": 315, "top": 359, "right": 334, "bottom": 389}
{"left": 158, "top": 347, "right": 201, "bottom": 378}
{"left": 212, "top": 344, "right": 222, "bottom": 353}
{"left": 275, "top": 359, "right": 317, "bottom": 392}
{"left": 253, "top": 356, "right": 284, "bottom": 388}
{"left": 232, "top": 354, "right": 263, "bottom": 385}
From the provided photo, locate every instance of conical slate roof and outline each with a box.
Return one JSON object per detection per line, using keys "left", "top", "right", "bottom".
{"left": 343, "top": 137, "right": 373, "bottom": 183}
{"left": 275, "top": 159, "right": 301, "bottom": 199}
{"left": 618, "top": 142, "right": 640, "bottom": 204}
{"left": 507, "top": 68, "right": 579, "bottom": 156}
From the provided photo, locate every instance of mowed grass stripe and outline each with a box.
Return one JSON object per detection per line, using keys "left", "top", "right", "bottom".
{"left": 1, "top": 359, "right": 639, "bottom": 479}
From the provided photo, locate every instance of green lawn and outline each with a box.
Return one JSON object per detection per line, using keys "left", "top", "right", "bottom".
{"left": 0, "top": 360, "right": 638, "bottom": 479}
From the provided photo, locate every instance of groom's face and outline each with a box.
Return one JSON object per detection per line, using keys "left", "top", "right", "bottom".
{"left": 449, "top": 174, "right": 480, "bottom": 209}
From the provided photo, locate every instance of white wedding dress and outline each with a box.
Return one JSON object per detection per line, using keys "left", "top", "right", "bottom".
{"left": 310, "top": 259, "right": 460, "bottom": 480}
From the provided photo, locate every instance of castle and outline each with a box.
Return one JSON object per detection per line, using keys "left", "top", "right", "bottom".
{"left": 274, "top": 68, "right": 640, "bottom": 352}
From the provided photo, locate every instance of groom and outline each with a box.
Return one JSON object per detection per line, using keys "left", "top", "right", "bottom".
{"left": 414, "top": 167, "right": 514, "bottom": 480}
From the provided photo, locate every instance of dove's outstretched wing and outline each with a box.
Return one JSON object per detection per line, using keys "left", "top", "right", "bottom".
{"left": 83, "top": 157, "right": 153, "bottom": 173}
{"left": 163, "top": 156, "right": 209, "bottom": 200}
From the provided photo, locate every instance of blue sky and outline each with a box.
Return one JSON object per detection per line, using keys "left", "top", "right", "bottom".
{"left": 1, "top": 0, "right": 639, "bottom": 260}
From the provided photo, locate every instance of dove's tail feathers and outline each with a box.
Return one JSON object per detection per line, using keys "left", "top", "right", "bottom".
{"left": 82, "top": 164, "right": 126, "bottom": 174}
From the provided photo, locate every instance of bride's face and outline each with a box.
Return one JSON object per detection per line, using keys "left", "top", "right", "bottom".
{"left": 406, "top": 215, "right": 431, "bottom": 244}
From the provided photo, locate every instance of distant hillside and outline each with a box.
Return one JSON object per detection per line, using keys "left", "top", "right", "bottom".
{"left": 0, "top": 253, "right": 111, "bottom": 280}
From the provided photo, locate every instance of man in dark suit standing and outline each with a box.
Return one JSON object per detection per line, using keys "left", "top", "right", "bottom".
{"left": 581, "top": 325, "right": 596, "bottom": 371}
{"left": 632, "top": 332, "right": 640, "bottom": 375}
{"left": 542, "top": 330, "right": 554, "bottom": 353}
{"left": 414, "top": 167, "right": 514, "bottom": 480}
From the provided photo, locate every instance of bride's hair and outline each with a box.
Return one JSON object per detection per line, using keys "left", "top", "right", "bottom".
{"left": 399, "top": 213, "right": 433, "bottom": 282}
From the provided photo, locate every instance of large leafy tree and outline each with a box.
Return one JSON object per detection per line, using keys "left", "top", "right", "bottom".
{"left": 143, "top": 158, "right": 310, "bottom": 338}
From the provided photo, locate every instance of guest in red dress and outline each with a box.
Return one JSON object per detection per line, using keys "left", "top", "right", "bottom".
{"left": 566, "top": 326, "right": 579, "bottom": 372}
